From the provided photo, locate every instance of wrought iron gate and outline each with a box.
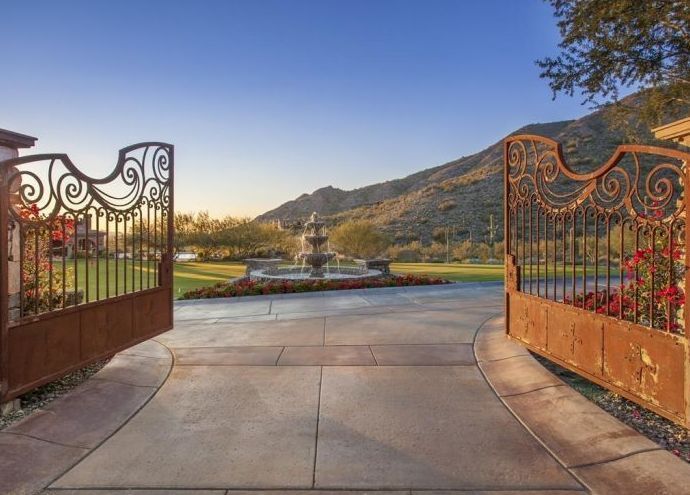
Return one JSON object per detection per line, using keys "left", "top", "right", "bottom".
{"left": 504, "top": 134, "right": 690, "bottom": 426}
{"left": 0, "top": 142, "right": 174, "bottom": 402}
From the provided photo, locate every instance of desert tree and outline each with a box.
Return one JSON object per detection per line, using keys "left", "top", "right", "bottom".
{"left": 329, "top": 220, "right": 390, "bottom": 259}
{"left": 537, "top": 0, "right": 690, "bottom": 133}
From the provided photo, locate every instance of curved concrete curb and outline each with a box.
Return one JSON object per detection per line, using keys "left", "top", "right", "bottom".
{"left": 0, "top": 339, "right": 173, "bottom": 495}
{"left": 475, "top": 315, "right": 690, "bottom": 495}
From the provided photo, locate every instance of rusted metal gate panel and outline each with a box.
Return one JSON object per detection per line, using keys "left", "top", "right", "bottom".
{"left": 0, "top": 143, "right": 173, "bottom": 402}
{"left": 504, "top": 135, "right": 690, "bottom": 426}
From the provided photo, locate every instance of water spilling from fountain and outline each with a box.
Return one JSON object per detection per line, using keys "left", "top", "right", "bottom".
{"left": 250, "top": 212, "right": 382, "bottom": 281}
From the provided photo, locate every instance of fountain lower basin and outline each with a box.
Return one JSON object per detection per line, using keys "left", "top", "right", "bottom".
{"left": 250, "top": 265, "right": 382, "bottom": 282}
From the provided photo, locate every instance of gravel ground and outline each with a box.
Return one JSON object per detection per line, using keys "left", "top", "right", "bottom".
{"left": 533, "top": 352, "right": 690, "bottom": 464}
{"left": 0, "top": 359, "right": 110, "bottom": 430}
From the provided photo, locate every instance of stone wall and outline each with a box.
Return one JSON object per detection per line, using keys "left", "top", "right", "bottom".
{"left": 1, "top": 146, "right": 20, "bottom": 321}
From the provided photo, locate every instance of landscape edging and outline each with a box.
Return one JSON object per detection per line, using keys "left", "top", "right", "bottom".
{"left": 474, "top": 315, "right": 690, "bottom": 495}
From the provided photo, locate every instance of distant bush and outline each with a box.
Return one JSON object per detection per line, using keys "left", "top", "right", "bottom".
{"left": 329, "top": 220, "right": 390, "bottom": 259}
{"left": 452, "top": 240, "right": 476, "bottom": 262}
{"left": 174, "top": 211, "right": 298, "bottom": 261}
{"left": 385, "top": 239, "right": 504, "bottom": 264}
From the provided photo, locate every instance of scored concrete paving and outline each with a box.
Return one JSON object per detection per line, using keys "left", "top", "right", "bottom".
{"left": 315, "top": 366, "right": 579, "bottom": 490}
{"left": 49, "top": 283, "right": 587, "bottom": 492}
{"left": 56, "top": 366, "right": 322, "bottom": 488}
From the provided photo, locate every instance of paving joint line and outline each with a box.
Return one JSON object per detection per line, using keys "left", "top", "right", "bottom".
{"left": 90, "top": 377, "right": 159, "bottom": 389}
{"left": 312, "top": 365, "right": 324, "bottom": 488}
{"left": 1, "top": 430, "right": 90, "bottom": 451}
{"left": 499, "top": 383, "right": 566, "bottom": 398}
{"left": 368, "top": 345, "right": 380, "bottom": 366}
{"left": 118, "top": 352, "right": 170, "bottom": 360}
{"left": 479, "top": 353, "right": 528, "bottom": 364}
{"left": 274, "top": 346, "right": 286, "bottom": 366}
{"left": 567, "top": 446, "right": 663, "bottom": 470}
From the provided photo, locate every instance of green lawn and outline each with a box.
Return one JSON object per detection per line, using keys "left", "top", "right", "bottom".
{"left": 390, "top": 262, "right": 504, "bottom": 282}
{"left": 173, "top": 261, "right": 245, "bottom": 297}
{"left": 52, "top": 260, "right": 246, "bottom": 300}
{"left": 51, "top": 260, "right": 623, "bottom": 299}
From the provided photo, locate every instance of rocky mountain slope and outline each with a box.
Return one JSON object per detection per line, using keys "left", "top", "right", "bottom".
{"left": 256, "top": 104, "right": 666, "bottom": 244}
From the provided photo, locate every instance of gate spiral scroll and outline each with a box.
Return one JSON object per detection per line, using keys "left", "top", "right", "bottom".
{"left": 0, "top": 142, "right": 174, "bottom": 402}
{"left": 8, "top": 143, "right": 171, "bottom": 221}
{"left": 504, "top": 134, "right": 690, "bottom": 427}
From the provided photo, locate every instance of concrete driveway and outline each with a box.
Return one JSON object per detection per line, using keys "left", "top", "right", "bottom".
{"left": 38, "top": 282, "right": 587, "bottom": 492}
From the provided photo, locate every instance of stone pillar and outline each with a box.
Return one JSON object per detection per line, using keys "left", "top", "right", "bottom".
{"left": 0, "top": 129, "right": 37, "bottom": 323}
{"left": 0, "top": 129, "right": 36, "bottom": 414}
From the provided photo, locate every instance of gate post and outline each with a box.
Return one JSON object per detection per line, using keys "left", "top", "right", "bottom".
{"left": 653, "top": 117, "right": 690, "bottom": 427}
{"left": 0, "top": 129, "right": 37, "bottom": 412}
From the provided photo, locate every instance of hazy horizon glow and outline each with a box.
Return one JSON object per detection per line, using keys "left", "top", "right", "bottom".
{"left": 3, "top": 0, "right": 601, "bottom": 218}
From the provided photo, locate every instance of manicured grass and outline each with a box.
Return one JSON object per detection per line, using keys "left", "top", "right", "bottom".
{"left": 52, "top": 259, "right": 246, "bottom": 300}
{"left": 52, "top": 259, "right": 157, "bottom": 302}
{"left": 173, "top": 261, "right": 245, "bottom": 296}
{"left": 390, "top": 262, "right": 617, "bottom": 283}
{"left": 390, "top": 263, "right": 504, "bottom": 282}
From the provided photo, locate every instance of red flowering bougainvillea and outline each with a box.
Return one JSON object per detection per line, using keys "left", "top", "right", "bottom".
{"left": 564, "top": 241, "right": 685, "bottom": 333}
{"left": 180, "top": 273, "right": 450, "bottom": 300}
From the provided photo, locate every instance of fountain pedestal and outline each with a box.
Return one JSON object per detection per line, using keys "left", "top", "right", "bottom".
{"left": 297, "top": 213, "right": 335, "bottom": 277}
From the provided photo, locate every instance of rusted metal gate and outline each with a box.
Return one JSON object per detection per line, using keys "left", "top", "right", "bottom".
{"left": 0, "top": 143, "right": 174, "bottom": 402}
{"left": 504, "top": 134, "right": 690, "bottom": 426}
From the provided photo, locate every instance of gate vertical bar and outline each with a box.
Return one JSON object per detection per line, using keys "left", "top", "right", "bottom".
{"left": 0, "top": 163, "right": 9, "bottom": 403}
{"left": 685, "top": 161, "right": 690, "bottom": 427}
{"left": 504, "top": 139, "right": 511, "bottom": 333}
{"left": 167, "top": 145, "right": 175, "bottom": 317}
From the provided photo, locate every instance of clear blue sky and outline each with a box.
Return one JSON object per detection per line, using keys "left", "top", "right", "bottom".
{"left": 3, "top": 0, "right": 592, "bottom": 218}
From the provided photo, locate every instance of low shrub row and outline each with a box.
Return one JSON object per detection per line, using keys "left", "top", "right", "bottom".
{"left": 180, "top": 273, "right": 450, "bottom": 299}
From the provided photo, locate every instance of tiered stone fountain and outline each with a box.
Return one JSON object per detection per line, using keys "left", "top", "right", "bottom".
{"left": 248, "top": 212, "right": 382, "bottom": 281}
{"left": 297, "top": 212, "right": 336, "bottom": 277}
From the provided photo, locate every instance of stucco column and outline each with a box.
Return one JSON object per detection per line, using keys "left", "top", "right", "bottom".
{"left": 0, "top": 130, "right": 37, "bottom": 322}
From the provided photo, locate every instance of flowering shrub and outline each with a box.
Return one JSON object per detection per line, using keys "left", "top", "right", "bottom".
{"left": 564, "top": 242, "right": 685, "bottom": 333}
{"left": 18, "top": 204, "right": 76, "bottom": 314}
{"left": 180, "top": 273, "right": 450, "bottom": 300}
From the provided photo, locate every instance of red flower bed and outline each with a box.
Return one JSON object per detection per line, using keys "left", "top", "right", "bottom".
{"left": 180, "top": 274, "right": 451, "bottom": 300}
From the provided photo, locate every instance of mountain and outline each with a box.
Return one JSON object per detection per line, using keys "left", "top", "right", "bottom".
{"left": 255, "top": 102, "right": 664, "bottom": 244}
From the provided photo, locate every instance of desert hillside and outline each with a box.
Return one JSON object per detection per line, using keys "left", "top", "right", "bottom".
{"left": 256, "top": 103, "right": 666, "bottom": 243}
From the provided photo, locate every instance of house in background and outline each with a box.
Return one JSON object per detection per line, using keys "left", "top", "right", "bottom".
{"left": 52, "top": 218, "right": 107, "bottom": 258}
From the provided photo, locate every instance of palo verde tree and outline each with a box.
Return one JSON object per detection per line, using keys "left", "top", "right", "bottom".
{"left": 537, "top": 0, "right": 690, "bottom": 133}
